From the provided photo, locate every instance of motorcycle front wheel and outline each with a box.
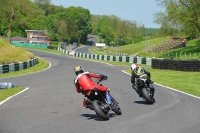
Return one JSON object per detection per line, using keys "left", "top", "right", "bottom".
{"left": 141, "top": 88, "right": 155, "bottom": 104}
{"left": 92, "top": 100, "right": 109, "bottom": 120}
{"left": 112, "top": 104, "right": 122, "bottom": 115}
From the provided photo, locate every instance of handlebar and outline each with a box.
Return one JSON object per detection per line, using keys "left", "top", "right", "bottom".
{"left": 95, "top": 78, "right": 106, "bottom": 85}
{"left": 137, "top": 77, "right": 153, "bottom": 86}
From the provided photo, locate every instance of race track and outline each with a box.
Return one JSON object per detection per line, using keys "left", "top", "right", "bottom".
{"left": 0, "top": 50, "right": 200, "bottom": 133}
{"left": 74, "top": 35, "right": 96, "bottom": 54}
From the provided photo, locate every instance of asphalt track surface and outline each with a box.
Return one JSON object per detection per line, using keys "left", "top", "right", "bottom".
{"left": 74, "top": 35, "right": 97, "bottom": 54}
{"left": 0, "top": 49, "right": 200, "bottom": 132}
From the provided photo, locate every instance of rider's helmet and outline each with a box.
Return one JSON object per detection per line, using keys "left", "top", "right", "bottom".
{"left": 131, "top": 63, "right": 138, "bottom": 70}
{"left": 132, "top": 63, "right": 146, "bottom": 76}
{"left": 74, "top": 66, "right": 84, "bottom": 75}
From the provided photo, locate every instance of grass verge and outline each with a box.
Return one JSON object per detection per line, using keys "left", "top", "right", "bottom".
{"left": 0, "top": 38, "right": 35, "bottom": 64}
{"left": 0, "top": 86, "right": 25, "bottom": 102}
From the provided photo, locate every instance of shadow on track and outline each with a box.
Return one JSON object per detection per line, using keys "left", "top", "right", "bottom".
{"left": 86, "top": 40, "right": 94, "bottom": 46}
{"left": 80, "top": 113, "right": 117, "bottom": 121}
{"left": 133, "top": 100, "right": 155, "bottom": 105}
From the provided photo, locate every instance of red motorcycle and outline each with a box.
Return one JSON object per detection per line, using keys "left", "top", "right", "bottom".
{"left": 84, "top": 78, "right": 122, "bottom": 120}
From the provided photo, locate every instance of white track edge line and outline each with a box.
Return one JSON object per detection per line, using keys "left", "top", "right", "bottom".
{"left": 0, "top": 87, "right": 29, "bottom": 106}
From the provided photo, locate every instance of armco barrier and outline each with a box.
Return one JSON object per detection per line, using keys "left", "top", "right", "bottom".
{"left": 0, "top": 58, "right": 38, "bottom": 74}
{"left": 58, "top": 47, "right": 152, "bottom": 65}
{"left": 152, "top": 59, "right": 200, "bottom": 72}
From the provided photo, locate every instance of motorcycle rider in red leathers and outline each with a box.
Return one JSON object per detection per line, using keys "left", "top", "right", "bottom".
{"left": 74, "top": 66, "right": 113, "bottom": 109}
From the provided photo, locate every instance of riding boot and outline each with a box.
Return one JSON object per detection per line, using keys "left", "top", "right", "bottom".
{"left": 88, "top": 105, "right": 94, "bottom": 110}
{"left": 132, "top": 84, "right": 142, "bottom": 97}
{"left": 83, "top": 97, "right": 94, "bottom": 110}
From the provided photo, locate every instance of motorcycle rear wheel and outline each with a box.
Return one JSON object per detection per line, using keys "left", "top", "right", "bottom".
{"left": 92, "top": 100, "right": 109, "bottom": 120}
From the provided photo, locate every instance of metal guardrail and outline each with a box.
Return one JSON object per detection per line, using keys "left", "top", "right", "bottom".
{"left": 0, "top": 58, "right": 38, "bottom": 74}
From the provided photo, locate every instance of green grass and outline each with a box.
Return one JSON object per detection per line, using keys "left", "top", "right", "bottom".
{"left": 0, "top": 86, "right": 25, "bottom": 102}
{"left": 0, "top": 38, "right": 35, "bottom": 64}
{"left": 186, "top": 39, "right": 200, "bottom": 46}
{"left": 50, "top": 41, "right": 59, "bottom": 48}
{"left": 89, "top": 47, "right": 107, "bottom": 55}
{"left": 141, "top": 39, "right": 200, "bottom": 60}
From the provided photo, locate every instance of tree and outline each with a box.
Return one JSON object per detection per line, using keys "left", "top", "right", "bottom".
{"left": 33, "top": 0, "right": 51, "bottom": 12}
{"left": 99, "top": 26, "right": 114, "bottom": 45}
{"left": 91, "top": 14, "right": 101, "bottom": 34}
{"left": 53, "top": 19, "right": 68, "bottom": 42}
{"left": 154, "top": 0, "right": 200, "bottom": 38}
{"left": 0, "top": 0, "right": 46, "bottom": 42}
{"left": 0, "top": 0, "right": 17, "bottom": 42}
{"left": 47, "top": 4, "right": 64, "bottom": 15}
{"left": 53, "top": 6, "right": 92, "bottom": 43}
{"left": 65, "top": 18, "right": 78, "bottom": 43}
{"left": 67, "top": 7, "right": 92, "bottom": 43}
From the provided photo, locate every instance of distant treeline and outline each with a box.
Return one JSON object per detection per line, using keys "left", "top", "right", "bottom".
{"left": 0, "top": 0, "right": 159, "bottom": 46}
{"left": 91, "top": 14, "right": 160, "bottom": 46}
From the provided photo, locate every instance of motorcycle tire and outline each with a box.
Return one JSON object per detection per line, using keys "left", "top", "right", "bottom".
{"left": 112, "top": 104, "right": 122, "bottom": 115}
{"left": 92, "top": 100, "right": 109, "bottom": 120}
{"left": 141, "top": 88, "right": 154, "bottom": 104}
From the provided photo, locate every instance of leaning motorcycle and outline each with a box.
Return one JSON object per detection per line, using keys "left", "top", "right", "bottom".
{"left": 84, "top": 78, "right": 122, "bottom": 120}
{"left": 134, "top": 76, "right": 155, "bottom": 104}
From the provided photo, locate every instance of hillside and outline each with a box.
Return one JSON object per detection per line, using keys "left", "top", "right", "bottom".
{"left": 0, "top": 38, "right": 35, "bottom": 64}
{"left": 90, "top": 36, "right": 200, "bottom": 60}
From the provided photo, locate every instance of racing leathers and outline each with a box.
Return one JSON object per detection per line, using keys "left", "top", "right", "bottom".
{"left": 74, "top": 71, "right": 113, "bottom": 108}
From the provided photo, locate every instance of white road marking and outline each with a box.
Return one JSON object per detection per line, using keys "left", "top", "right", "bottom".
{"left": 0, "top": 87, "right": 29, "bottom": 106}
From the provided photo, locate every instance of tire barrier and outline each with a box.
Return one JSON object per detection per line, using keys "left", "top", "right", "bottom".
{"left": 0, "top": 58, "right": 38, "bottom": 74}
{"left": 58, "top": 47, "right": 152, "bottom": 65}
{"left": 152, "top": 59, "right": 200, "bottom": 72}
